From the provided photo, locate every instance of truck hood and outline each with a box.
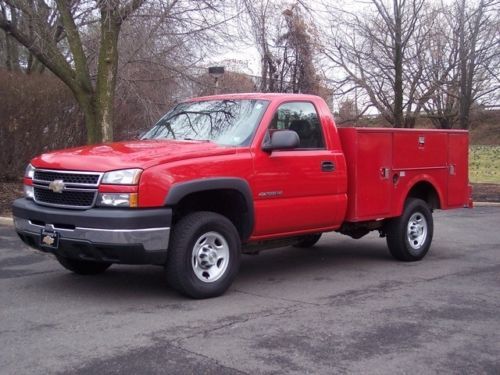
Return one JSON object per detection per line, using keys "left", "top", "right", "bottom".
{"left": 31, "top": 140, "right": 237, "bottom": 172}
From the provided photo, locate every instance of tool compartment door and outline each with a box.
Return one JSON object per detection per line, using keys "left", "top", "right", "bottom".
{"left": 339, "top": 129, "right": 393, "bottom": 221}
{"left": 447, "top": 133, "right": 469, "bottom": 207}
{"left": 355, "top": 132, "right": 393, "bottom": 219}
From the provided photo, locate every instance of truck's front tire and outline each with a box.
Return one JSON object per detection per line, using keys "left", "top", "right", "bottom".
{"left": 385, "top": 198, "right": 433, "bottom": 262}
{"left": 166, "top": 212, "right": 241, "bottom": 299}
{"left": 55, "top": 255, "right": 111, "bottom": 275}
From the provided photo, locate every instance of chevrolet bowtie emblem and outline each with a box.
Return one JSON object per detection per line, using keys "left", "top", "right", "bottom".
{"left": 42, "top": 235, "right": 55, "bottom": 246}
{"left": 48, "top": 179, "right": 65, "bottom": 193}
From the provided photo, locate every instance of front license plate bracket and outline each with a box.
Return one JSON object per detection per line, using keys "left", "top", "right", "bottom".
{"left": 40, "top": 229, "right": 60, "bottom": 249}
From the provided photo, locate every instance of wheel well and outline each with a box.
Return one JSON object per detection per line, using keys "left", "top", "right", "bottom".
{"left": 407, "top": 181, "right": 441, "bottom": 209}
{"left": 172, "top": 189, "right": 251, "bottom": 240}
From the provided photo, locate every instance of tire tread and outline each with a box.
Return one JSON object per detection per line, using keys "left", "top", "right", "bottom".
{"left": 165, "top": 211, "right": 240, "bottom": 299}
{"left": 386, "top": 198, "right": 433, "bottom": 262}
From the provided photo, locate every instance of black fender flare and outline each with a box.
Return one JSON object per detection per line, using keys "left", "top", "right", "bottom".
{"left": 165, "top": 178, "right": 255, "bottom": 240}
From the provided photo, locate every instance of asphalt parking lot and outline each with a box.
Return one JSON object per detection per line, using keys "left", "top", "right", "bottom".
{"left": 1, "top": 206, "right": 499, "bottom": 374}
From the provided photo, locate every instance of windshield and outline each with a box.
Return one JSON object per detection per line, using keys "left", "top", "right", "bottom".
{"left": 141, "top": 99, "right": 269, "bottom": 146}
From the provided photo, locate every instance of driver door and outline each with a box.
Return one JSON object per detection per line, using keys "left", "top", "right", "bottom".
{"left": 252, "top": 101, "right": 341, "bottom": 237}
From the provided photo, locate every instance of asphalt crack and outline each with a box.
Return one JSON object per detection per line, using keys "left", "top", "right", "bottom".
{"left": 170, "top": 303, "right": 305, "bottom": 343}
{"left": 232, "top": 288, "right": 324, "bottom": 307}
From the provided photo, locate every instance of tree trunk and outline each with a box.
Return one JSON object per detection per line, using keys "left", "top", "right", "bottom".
{"left": 460, "top": 0, "right": 484, "bottom": 130}
{"left": 393, "top": 0, "right": 404, "bottom": 128}
{"left": 72, "top": 89, "right": 100, "bottom": 144}
{"left": 95, "top": 10, "right": 121, "bottom": 143}
{"left": 2, "top": 5, "right": 20, "bottom": 71}
{"left": 458, "top": 0, "right": 469, "bottom": 129}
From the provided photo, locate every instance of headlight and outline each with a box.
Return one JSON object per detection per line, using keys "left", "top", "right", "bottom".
{"left": 102, "top": 169, "right": 142, "bottom": 185}
{"left": 25, "top": 164, "right": 35, "bottom": 179}
{"left": 97, "top": 193, "right": 138, "bottom": 207}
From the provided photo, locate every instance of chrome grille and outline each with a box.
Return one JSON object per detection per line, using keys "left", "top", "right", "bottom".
{"left": 32, "top": 169, "right": 102, "bottom": 209}
{"left": 34, "top": 170, "right": 100, "bottom": 185}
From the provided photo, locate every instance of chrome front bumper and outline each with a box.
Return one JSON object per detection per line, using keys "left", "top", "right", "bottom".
{"left": 14, "top": 217, "right": 170, "bottom": 251}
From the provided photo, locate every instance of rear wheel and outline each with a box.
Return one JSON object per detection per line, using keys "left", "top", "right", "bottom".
{"left": 55, "top": 255, "right": 111, "bottom": 275}
{"left": 166, "top": 211, "right": 241, "bottom": 299}
{"left": 294, "top": 233, "right": 322, "bottom": 248}
{"left": 385, "top": 198, "right": 433, "bottom": 261}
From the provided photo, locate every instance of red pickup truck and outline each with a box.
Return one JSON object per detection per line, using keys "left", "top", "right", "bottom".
{"left": 13, "top": 93, "right": 471, "bottom": 298}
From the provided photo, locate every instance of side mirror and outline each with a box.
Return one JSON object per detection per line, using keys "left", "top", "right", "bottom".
{"left": 262, "top": 130, "right": 300, "bottom": 152}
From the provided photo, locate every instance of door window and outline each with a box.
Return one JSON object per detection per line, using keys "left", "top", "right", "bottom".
{"left": 268, "top": 102, "right": 325, "bottom": 149}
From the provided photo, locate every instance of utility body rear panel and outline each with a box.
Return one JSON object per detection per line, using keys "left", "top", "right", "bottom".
{"left": 338, "top": 128, "right": 470, "bottom": 222}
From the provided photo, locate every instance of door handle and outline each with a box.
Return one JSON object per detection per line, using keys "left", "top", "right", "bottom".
{"left": 321, "top": 161, "right": 335, "bottom": 172}
{"left": 380, "top": 167, "right": 390, "bottom": 179}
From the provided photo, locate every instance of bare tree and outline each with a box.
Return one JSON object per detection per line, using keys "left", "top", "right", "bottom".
{"left": 0, "top": 0, "right": 233, "bottom": 143}
{"left": 0, "top": 3, "right": 20, "bottom": 70}
{"left": 239, "top": 0, "right": 282, "bottom": 92}
{"left": 239, "top": 0, "right": 321, "bottom": 94}
{"left": 322, "top": 0, "right": 453, "bottom": 128}
{"left": 0, "top": 1, "right": 56, "bottom": 73}
{"left": 0, "top": 0, "right": 148, "bottom": 143}
{"left": 416, "top": 5, "right": 460, "bottom": 129}
{"left": 420, "top": 0, "right": 499, "bottom": 129}
{"left": 276, "top": 4, "right": 320, "bottom": 94}
{"left": 457, "top": 0, "right": 499, "bottom": 129}
{"left": 113, "top": 0, "right": 230, "bottom": 129}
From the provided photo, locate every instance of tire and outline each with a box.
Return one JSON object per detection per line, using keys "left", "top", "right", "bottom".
{"left": 55, "top": 255, "right": 111, "bottom": 275}
{"left": 294, "top": 233, "right": 322, "bottom": 248}
{"left": 165, "top": 211, "right": 241, "bottom": 299}
{"left": 385, "top": 198, "right": 433, "bottom": 262}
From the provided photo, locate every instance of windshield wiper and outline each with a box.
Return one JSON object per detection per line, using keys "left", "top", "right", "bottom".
{"left": 183, "top": 138, "right": 211, "bottom": 142}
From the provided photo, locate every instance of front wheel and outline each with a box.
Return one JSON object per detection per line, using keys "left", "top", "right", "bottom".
{"left": 165, "top": 212, "right": 241, "bottom": 299}
{"left": 385, "top": 198, "right": 433, "bottom": 262}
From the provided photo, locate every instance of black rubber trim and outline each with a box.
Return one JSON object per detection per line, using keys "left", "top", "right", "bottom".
{"left": 17, "top": 232, "right": 167, "bottom": 265}
{"left": 164, "top": 178, "right": 254, "bottom": 240}
{"left": 12, "top": 198, "right": 172, "bottom": 230}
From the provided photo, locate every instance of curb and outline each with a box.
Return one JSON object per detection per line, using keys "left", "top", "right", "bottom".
{"left": 0, "top": 217, "right": 13, "bottom": 225}
{"left": 473, "top": 201, "right": 500, "bottom": 207}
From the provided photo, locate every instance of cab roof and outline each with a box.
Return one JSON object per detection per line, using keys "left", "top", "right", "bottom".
{"left": 185, "top": 92, "right": 322, "bottom": 102}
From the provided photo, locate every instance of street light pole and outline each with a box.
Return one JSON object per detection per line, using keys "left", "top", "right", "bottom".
{"left": 208, "top": 66, "right": 225, "bottom": 95}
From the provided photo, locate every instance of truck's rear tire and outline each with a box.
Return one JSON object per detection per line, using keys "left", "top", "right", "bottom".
{"left": 385, "top": 198, "right": 433, "bottom": 262}
{"left": 55, "top": 255, "right": 111, "bottom": 275}
{"left": 165, "top": 211, "right": 241, "bottom": 299}
{"left": 294, "top": 233, "right": 322, "bottom": 248}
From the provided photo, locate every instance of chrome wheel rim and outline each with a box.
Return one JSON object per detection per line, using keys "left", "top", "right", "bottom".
{"left": 407, "top": 212, "right": 428, "bottom": 252}
{"left": 191, "top": 231, "right": 229, "bottom": 283}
